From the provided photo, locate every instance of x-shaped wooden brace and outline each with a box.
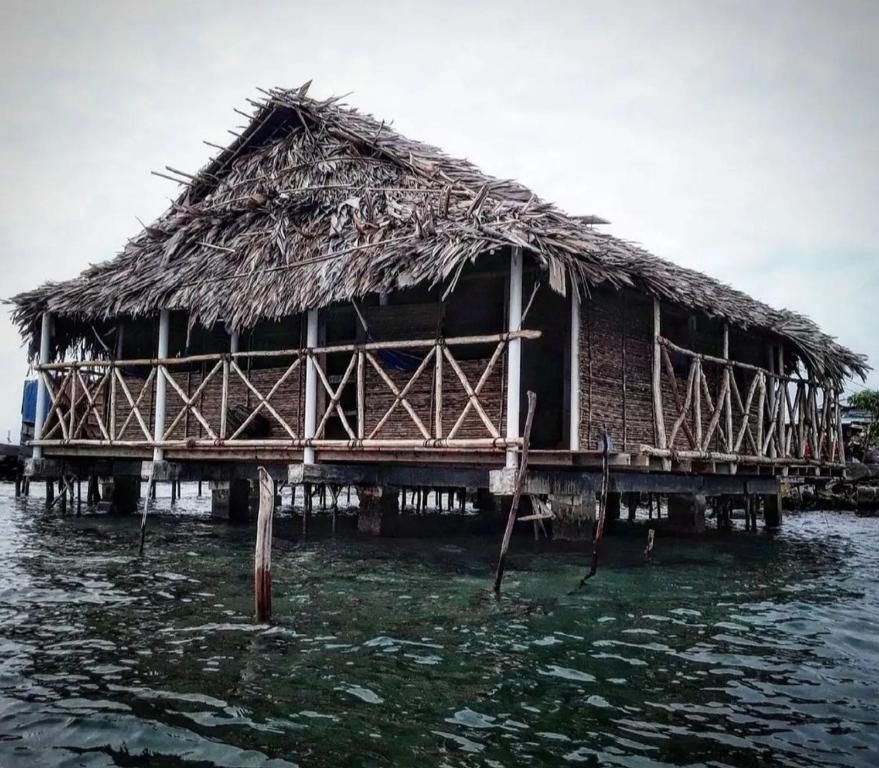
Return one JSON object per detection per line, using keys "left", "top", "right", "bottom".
{"left": 444, "top": 342, "right": 503, "bottom": 439}
{"left": 312, "top": 352, "right": 358, "bottom": 440}
{"left": 230, "top": 356, "right": 302, "bottom": 439}
{"left": 70, "top": 368, "right": 111, "bottom": 440}
{"left": 161, "top": 364, "right": 218, "bottom": 440}
{"left": 365, "top": 348, "right": 434, "bottom": 440}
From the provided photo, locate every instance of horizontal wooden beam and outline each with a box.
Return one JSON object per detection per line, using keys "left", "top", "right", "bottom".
{"left": 36, "top": 329, "right": 542, "bottom": 371}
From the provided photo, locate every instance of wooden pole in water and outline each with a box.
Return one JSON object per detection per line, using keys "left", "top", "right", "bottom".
{"left": 139, "top": 464, "right": 156, "bottom": 555}
{"left": 255, "top": 466, "right": 275, "bottom": 622}
{"left": 493, "top": 390, "right": 537, "bottom": 596}
{"left": 575, "top": 427, "right": 611, "bottom": 589}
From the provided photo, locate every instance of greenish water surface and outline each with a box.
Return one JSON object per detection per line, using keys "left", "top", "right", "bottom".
{"left": 1, "top": 484, "right": 877, "bottom": 767}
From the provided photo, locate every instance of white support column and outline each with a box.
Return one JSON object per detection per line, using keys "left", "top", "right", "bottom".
{"left": 32, "top": 311, "right": 52, "bottom": 459}
{"left": 505, "top": 247, "right": 523, "bottom": 469}
{"left": 303, "top": 308, "right": 319, "bottom": 465}
{"left": 153, "top": 309, "right": 170, "bottom": 462}
{"left": 230, "top": 330, "right": 240, "bottom": 355}
{"left": 569, "top": 290, "right": 580, "bottom": 451}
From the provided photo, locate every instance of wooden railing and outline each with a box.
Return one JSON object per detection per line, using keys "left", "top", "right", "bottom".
{"left": 32, "top": 330, "right": 539, "bottom": 452}
{"left": 645, "top": 337, "right": 844, "bottom": 466}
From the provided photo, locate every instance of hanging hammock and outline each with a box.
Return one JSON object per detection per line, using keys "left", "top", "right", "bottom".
{"left": 351, "top": 301, "right": 433, "bottom": 372}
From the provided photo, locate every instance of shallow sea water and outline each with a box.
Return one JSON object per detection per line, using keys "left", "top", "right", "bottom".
{"left": 1, "top": 483, "right": 877, "bottom": 767}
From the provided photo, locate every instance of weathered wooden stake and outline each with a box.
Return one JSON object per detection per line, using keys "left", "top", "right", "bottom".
{"left": 644, "top": 528, "right": 655, "bottom": 559}
{"left": 575, "top": 427, "right": 611, "bottom": 589}
{"left": 492, "top": 390, "right": 537, "bottom": 596}
{"left": 139, "top": 464, "right": 156, "bottom": 555}
{"left": 303, "top": 483, "right": 311, "bottom": 538}
{"left": 254, "top": 466, "right": 275, "bottom": 622}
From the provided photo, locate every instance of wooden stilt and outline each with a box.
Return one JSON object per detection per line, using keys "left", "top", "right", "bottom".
{"left": 197, "top": 479, "right": 203, "bottom": 497}
{"left": 255, "top": 467, "right": 274, "bottom": 623}
{"left": 77, "top": 479, "right": 82, "bottom": 516}
{"left": 493, "top": 391, "right": 537, "bottom": 595}
{"left": 303, "top": 483, "right": 311, "bottom": 538}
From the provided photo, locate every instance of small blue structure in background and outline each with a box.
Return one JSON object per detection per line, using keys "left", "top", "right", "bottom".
{"left": 21, "top": 379, "right": 49, "bottom": 445}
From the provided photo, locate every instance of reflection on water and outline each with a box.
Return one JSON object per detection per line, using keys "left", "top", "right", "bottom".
{"left": 1, "top": 484, "right": 878, "bottom": 767}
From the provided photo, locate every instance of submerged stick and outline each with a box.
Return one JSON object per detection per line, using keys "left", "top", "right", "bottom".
{"left": 139, "top": 464, "right": 156, "bottom": 555}
{"left": 492, "top": 391, "right": 537, "bottom": 596}
{"left": 644, "top": 528, "right": 655, "bottom": 559}
{"left": 255, "top": 467, "right": 275, "bottom": 622}
{"left": 574, "top": 428, "right": 610, "bottom": 589}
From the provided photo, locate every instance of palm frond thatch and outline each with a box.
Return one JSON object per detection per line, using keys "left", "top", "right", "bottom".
{"left": 8, "top": 83, "right": 868, "bottom": 384}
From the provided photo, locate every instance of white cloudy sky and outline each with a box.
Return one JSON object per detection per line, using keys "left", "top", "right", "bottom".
{"left": 0, "top": 0, "right": 876, "bottom": 441}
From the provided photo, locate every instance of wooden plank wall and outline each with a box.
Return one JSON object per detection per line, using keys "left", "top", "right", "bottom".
{"left": 579, "top": 291, "right": 735, "bottom": 454}
{"left": 578, "top": 290, "right": 653, "bottom": 451}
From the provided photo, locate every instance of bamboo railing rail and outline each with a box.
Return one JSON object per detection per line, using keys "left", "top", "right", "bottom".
{"left": 652, "top": 336, "right": 844, "bottom": 465}
{"left": 33, "top": 330, "right": 539, "bottom": 452}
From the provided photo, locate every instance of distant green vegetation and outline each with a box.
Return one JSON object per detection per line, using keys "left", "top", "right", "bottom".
{"left": 849, "top": 389, "right": 879, "bottom": 449}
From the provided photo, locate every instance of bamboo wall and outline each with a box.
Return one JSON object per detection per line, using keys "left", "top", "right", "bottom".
{"left": 578, "top": 291, "right": 774, "bottom": 454}
{"left": 578, "top": 290, "right": 653, "bottom": 451}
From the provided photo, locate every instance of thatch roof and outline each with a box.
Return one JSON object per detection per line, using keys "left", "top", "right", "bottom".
{"left": 9, "top": 82, "right": 868, "bottom": 383}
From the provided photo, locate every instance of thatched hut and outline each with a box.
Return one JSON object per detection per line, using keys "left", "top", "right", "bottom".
{"left": 10, "top": 83, "right": 868, "bottom": 521}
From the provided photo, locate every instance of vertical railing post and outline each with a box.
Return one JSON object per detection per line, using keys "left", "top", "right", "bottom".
{"left": 435, "top": 340, "right": 444, "bottom": 440}
{"left": 777, "top": 346, "right": 785, "bottom": 456}
{"left": 356, "top": 350, "right": 365, "bottom": 440}
{"left": 722, "top": 324, "right": 733, "bottom": 453}
{"left": 303, "top": 309, "right": 319, "bottom": 465}
{"left": 32, "top": 311, "right": 53, "bottom": 459}
{"left": 110, "top": 322, "right": 122, "bottom": 444}
{"left": 693, "top": 357, "right": 702, "bottom": 449}
{"left": 652, "top": 298, "right": 667, "bottom": 452}
{"left": 68, "top": 365, "right": 77, "bottom": 440}
{"left": 766, "top": 347, "right": 777, "bottom": 458}
{"left": 219, "top": 358, "right": 229, "bottom": 440}
{"left": 109, "top": 363, "right": 117, "bottom": 442}
{"left": 153, "top": 309, "right": 170, "bottom": 461}
{"left": 836, "top": 389, "right": 846, "bottom": 464}
{"left": 755, "top": 371, "right": 766, "bottom": 456}
{"left": 220, "top": 330, "right": 237, "bottom": 441}
{"left": 569, "top": 290, "right": 580, "bottom": 451}
{"left": 797, "top": 381, "right": 807, "bottom": 458}
{"left": 505, "top": 246, "right": 523, "bottom": 468}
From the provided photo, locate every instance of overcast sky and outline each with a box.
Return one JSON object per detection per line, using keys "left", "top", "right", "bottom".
{"left": 0, "top": 0, "right": 876, "bottom": 442}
